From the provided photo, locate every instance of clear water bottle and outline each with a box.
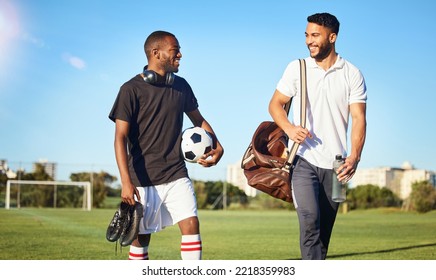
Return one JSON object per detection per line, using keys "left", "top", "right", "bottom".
{"left": 332, "top": 154, "right": 346, "bottom": 202}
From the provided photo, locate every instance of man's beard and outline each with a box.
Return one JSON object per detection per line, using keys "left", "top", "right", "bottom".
{"left": 311, "top": 43, "right": 333, "bottom": 61}
{"left": 162, "top": 57, "right": 179, "bottom": 73}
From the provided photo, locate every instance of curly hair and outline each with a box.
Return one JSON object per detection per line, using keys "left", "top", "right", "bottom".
{"left": 307, "top": 13, "right": 340, "bottom": 35}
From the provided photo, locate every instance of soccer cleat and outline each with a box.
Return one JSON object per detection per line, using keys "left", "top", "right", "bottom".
{"left": 119, "top": 201, "right": 143, "bottom": 247}
{"left": 106, "top": 202, "right": 130, "bottom": 242}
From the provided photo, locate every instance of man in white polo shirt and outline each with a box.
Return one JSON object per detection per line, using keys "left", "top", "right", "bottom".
{"left": 269, "top": 12, "right": 367, "bottom": 259}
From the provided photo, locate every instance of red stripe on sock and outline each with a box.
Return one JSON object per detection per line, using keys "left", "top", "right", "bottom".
{"left": 129, "top": 252, "right": 149, "bottom": 260}
{"left": 181, "top": 247, "right": 202, "bottom": 252}
{"left": 181, "top": 241, "right": 202, "bottom": 246}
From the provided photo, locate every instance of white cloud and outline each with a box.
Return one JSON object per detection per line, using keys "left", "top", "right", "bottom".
{"left": 62, "top": 53, "right": 86, "bottom": 70}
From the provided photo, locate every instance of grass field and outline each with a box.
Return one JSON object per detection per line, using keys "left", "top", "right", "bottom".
{"left": 0, "top": 207, "right": 435, "bottom": 260}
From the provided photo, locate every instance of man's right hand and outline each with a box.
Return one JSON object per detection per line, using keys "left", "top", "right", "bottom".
{"left": 287, "top": 125, "right": 312, "bottom": 144}
{"left": 121, "top": 182, "right": 140, "bottom": 205}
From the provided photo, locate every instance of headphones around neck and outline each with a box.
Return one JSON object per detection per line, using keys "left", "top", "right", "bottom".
{"left": 142, "top": 66, "right": 174, "bottom": 85}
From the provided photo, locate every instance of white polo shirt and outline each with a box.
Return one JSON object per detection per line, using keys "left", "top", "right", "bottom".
{"left": 276, "top": 56, "right": 367, "bottom": 169}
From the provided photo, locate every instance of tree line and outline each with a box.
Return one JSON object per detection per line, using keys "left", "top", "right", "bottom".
{"left": 1, "top": 164, "right": 435, "bottom": 212}
{"left": 346, "top": 181, "right": 436, "bottom": 213}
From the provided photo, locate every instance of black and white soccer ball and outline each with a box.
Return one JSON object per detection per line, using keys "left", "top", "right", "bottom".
{"left": 181, "top": 127, "right": 213, "bottom": 163}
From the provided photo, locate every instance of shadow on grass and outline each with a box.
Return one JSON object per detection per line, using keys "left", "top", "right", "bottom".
{"left": 328, "top": 242, "right": 436, "bottom": 259}
{"left": 287, "top": 243, "right": 436, "bottom": 260}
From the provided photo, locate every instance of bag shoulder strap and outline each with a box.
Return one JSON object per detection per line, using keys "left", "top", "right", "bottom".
{"left": 286, "top": 59, "right": 307, "bottom": 165}
{"left": 299, "top": 59, "right": 307, "bottom": 127}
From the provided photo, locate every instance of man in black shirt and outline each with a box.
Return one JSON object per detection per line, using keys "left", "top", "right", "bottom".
{"left": 109, "top": 31, "right": 224, "bottom": 260}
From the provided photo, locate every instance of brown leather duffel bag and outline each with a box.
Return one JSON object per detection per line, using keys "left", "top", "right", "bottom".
{"left": 240, "top": 59, "right": 307, "bottom": 203}
{"left": 240, "top": 121, "right": 294, "bottom": 203}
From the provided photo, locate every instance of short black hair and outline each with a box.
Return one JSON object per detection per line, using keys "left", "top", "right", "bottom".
{"left": 307, "top": 13, "right": 340, "bottom": 35}
{"left": 144, "top": 31, "right": 176, "bottom": 59}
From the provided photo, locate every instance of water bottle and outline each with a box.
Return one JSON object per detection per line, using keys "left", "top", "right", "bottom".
{"left": 332, "top": 154, "right": 346, "bottom": 202}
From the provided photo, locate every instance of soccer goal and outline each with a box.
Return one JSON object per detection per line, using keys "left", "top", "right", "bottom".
{"left": 5, "top": 180, "right": 92, "bottom": 211}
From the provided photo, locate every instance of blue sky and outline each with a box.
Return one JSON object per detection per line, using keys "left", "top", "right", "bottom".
{"left": 1, "top": 0, "right": 436, "bottom": 184}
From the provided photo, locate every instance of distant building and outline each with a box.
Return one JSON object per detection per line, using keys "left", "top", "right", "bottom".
{"left": 33, "top": 159, "right": 57, "bottom": 180}
{"left": 227, "top": 161, "right": 258, "bottom": 197}
{"left": 0, "top": 159, "right": 17, "bottom": 179}
{"left": 351, "top": 161, "right": 436, "bottom": 199}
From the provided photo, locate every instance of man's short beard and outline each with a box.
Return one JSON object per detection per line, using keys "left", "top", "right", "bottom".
{"left": 312, "top": 43, "right": 333, "bottom": 61}
{"left": 164, "top": 64, "right": 179, "bottom": 73}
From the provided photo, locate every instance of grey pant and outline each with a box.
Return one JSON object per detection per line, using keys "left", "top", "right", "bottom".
{"left": 291, "top": 156, "right": 340, "bottom": 260}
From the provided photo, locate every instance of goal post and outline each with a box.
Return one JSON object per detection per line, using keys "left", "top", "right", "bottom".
{"left": 5, "top": 180, "right": 92, "bottom": 211}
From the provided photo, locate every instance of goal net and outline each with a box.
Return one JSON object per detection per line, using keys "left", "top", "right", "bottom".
{"left": 5, "top": 180, "right": 92, "bottom": 211}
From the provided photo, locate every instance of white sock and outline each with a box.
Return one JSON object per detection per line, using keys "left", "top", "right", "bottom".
{"left": 180, "top": 234, "right": 202, "bottom": 260}
{"left": 128, "top": 245, "right": 149, "bottom": 260}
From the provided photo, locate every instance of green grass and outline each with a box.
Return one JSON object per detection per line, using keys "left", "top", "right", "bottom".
{"left": 0, "top": 208, "right": 435, "bottom": 260}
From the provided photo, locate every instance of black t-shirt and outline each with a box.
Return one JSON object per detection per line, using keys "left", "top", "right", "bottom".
{"left": 109, "top": 74, "right": 198, "bottom": 186}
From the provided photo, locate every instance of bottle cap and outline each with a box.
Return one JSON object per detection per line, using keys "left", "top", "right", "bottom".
{"left": 335, "top": 154, "right": 342, "bottom": 160}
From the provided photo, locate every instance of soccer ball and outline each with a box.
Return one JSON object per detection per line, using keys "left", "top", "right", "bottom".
{"left": 181, "top": 127, "right": 213, "bottom": 163}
